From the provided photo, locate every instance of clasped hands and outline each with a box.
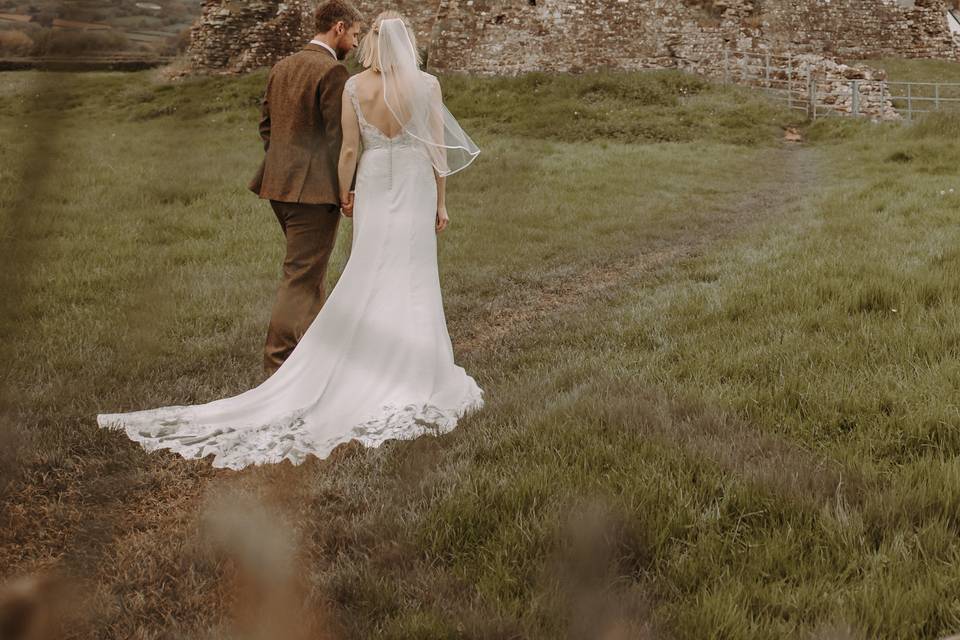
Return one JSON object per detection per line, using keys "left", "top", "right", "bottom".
{"left": 339, "top": 191, "right": 355, "bottom": 218}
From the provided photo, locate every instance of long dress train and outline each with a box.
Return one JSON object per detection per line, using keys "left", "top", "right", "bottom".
{"left": 96, "top": 76, "right": 484, "bottom": 471}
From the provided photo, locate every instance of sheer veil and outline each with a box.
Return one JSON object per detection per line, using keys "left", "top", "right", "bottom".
{"left": 378, "top": 18, "right": 480, "bottom": 176}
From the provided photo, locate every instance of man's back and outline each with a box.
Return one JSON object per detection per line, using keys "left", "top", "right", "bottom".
{"left": 248, "top": 43, "right": 350, "bottom": 206}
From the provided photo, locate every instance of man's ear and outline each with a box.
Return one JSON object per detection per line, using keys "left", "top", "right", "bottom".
{"left": 335, "top": 20, "right": 345, "bottom": 35}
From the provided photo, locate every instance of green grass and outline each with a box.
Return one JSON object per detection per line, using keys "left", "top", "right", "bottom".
{"left": 863, "top": 58, "right": 960, "bottom": 84}
{"left": 2, "top": 67, "right": 960, "bottom": 639}
{"left": 441, "top": 71, "right": 805, "bottom": 145}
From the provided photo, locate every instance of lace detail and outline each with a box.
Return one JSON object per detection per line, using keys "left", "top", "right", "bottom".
{"left": 97, "top": 406, "right": 316, "bottom": 470}
{"left": 315, "top": 384, "right": 484, "bottom": 454}
{"left": 97, "top": 385, "right": 484, "bottom": 471}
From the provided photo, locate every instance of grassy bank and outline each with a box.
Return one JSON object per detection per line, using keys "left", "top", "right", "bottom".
{"left": 1, "top": 66, "right": 959, "bottom": 639}
{"left": 863, "top": 58, "right": 960, "bottom": 83}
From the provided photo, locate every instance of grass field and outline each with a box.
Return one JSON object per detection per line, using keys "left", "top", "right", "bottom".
{"left": 1, "top": 63, "right": 960, "bottom": 639}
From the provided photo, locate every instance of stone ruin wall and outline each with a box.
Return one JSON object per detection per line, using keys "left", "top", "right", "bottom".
{"left": 430, "top": 0, "right": 744, "bottom": 76}
{"left": 424, "top": 0, "right": 959, "bottom": 120}
{"left": 189, "top": 0, "right": 438, "bottom": 74}
{"left": 188, "top": 1, "right": 310, "bottom": 73}
{"left": 759, "top": 0, "right": 958, "bottom": 60}
{"left": 187, "top": 0, "right": 959, "bottom": 118}
{"left": 429, "top": 0, "right": 959, "bottom": 76}
{"left": 356, "top": 0, "right": 440, "bottom": 50}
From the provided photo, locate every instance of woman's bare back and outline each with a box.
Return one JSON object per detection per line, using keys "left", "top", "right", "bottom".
{"left": 349, "top": 69, "right": 404, "bottom": 139}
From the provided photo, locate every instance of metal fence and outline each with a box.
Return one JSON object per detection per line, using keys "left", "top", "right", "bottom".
{"left": 810, "top": 79, "right": 960, "bottom": 120}
{"left": 720, "top": 50, "right": 813, "bottom": 117}
{"left": 715, "top": 49, "right": 960, "bottom": 122}
{"left": 886, "top": 81, "right": 960, "bottom": 120}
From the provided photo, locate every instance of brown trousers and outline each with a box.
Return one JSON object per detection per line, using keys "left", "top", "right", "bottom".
{"left": 264, "top": 200, "right": 340, "bottom": 376}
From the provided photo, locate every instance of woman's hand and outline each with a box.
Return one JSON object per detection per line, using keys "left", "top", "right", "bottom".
{"left": 436, "top": 206, "right": 449, "bottom": 233}
{"left": 340, "top": 192, "right": 355, "bottom": 218}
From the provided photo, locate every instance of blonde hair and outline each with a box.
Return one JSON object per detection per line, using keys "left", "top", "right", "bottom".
{"left": 357, "top": 11, "right": 422, "bottom": 71}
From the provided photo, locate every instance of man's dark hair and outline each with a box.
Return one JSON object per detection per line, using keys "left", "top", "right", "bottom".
{"left": 314, "top": 0, "right": 362, "bottom": 34}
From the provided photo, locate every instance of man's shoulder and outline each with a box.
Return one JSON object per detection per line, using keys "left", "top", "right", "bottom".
{"left": 275, "top": 49, "right": 340, "bottom": 72}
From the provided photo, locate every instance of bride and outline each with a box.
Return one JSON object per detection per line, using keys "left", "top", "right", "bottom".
{"left": 96, "top": 13, "right": 483, "bottom": 471}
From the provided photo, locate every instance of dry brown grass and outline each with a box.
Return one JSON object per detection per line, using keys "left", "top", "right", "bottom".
{"left": 0, "top": 30, "right": 34, "bottom": 57}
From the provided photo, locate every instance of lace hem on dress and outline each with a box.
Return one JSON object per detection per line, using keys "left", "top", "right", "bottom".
{"left": 97, "top": 386, "right": 484, "bottom": 471}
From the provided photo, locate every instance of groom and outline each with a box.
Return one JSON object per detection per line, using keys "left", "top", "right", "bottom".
{"left": 249, "top": 0, "right": 363, "bottom": 377}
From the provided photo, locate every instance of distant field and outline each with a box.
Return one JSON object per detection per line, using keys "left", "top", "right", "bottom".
{"left": 109, "top": 15, "right": 167, "bottom": 29}
{"left": 1, "top": 0, "right": 200, "bottom": 20}
{"left": 2, "top": 63, "right": 960, "bottom": 639}
{"left": 864, "top": 57, "right": 960, "bottom": 83}
{"left": 0, "top": 0, "right": 198, "bottom": 55}
{"left": 862, "top": 58, "right": 960, "bottom": 116}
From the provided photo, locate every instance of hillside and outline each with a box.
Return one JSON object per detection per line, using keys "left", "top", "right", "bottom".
{"left": 0, "top": 0, "right": 200, "bottom": 56}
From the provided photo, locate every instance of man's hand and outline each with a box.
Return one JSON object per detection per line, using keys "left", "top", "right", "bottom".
{"left": 436, "top": 206, "right": 449, "bottom": 233}
{"left": 340, "top": 192, "right": 355, "bottom": 218}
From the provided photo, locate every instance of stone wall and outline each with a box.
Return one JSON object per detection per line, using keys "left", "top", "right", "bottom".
{"left": 355, "top": 0, "right": 438, "bottom": 51}
{"left": 189, "top": 0, "right": 311, "bottom": 74}
{"left": 429, "top": 0, "right": 745, "bottom": 76}
{"left": 188, "top": 0, "right": 438, "bottom": 73}
{"left": 725, "top": 50, "right": 900, "bottom": 120}
{"left": 758, "top": 0, "right": 958, "bottom": 60}
{"left": 429, "top": 0, "right": 959, "bottom": 75}
{"left": 187, "top": 0, "right": 960, "bottom": 75}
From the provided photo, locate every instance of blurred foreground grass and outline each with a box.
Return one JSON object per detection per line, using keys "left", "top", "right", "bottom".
{"left": 1, "top": 63, "right": 960, "bottom": 639}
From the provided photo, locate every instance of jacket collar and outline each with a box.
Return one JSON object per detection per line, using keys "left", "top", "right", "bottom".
{"left": 304, "top": 41, "right": 338, "bottom": 60}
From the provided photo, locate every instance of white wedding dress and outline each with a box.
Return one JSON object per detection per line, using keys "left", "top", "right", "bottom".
{"left": 97, "top": 75, "right": 484, "bottom": 471}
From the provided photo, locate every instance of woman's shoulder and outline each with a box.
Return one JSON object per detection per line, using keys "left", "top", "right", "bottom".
{"left": 347, "top": 69, "right": 372, "bottom": 82}
{"left": 345, "top": 71, "right": 371, "bottom": 98}
{"left": 348, "top": 69, "right": 381, "bottom": 89}
{"left": 419, "top": 71, "right": 440, "bottom": 86}
{"left": 419, "top": 72, "right": 441, "bottom": 96}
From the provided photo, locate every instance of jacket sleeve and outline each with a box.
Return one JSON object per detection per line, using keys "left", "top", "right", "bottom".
{"left": 258, "top": 71, "right": 273, "bottom": 152}
{"left": 319, "top": 64, "right": 349, "bottom": 148}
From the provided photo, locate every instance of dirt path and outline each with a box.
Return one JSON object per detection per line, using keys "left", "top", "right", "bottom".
{"left": 453, "top": 145, "right": 821, "bottom": 358}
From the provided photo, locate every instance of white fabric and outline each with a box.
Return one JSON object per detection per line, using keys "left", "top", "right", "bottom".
{"left": 949, "top": 9, "right": 960, "bottom": 35}
{"left": 378, "top": 18, "right": 480, "bottom": 176}
{"left": 309, "top": 39, "right": 338, "bottom": 59}
{"left": 96, "top": 76, "right": 484, "bottom": 470}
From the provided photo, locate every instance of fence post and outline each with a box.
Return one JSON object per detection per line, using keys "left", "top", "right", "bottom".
{"left": 787, "top": 55, "right": 794, "bottom": 110}
{"left": 807, "top": 72, "right": 816, "bottom": 120}
{"left": 765, "top": 52, "right": 771, "bottom": 88}
{"left": 851, "top": 80, "right": 860, "bottom": 117}
{"left": 723, "top": 49, "right": 729, "bottom": 84}
{"left": 935, "top": 83, "right": 941, "bottom": 112}
{"left": 907, "top": 82, "right": 913, "bottom": 121}
{"left": 880, "top": 80, "right": 887, "bottom": 120}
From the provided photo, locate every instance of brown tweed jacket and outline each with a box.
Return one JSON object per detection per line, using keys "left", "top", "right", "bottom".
{"left": 248, "top": 43, "right": 349, "bottom": 206}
